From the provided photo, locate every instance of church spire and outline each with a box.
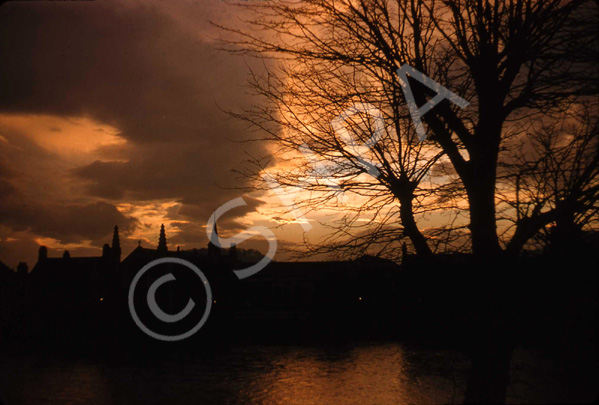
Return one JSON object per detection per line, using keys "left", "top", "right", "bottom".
{"left": 208, "top": 216, "right": 220, "bottom": 259}
{"left": 157, "top": 224, "right": 168, "bottom": 255}
{"left": 112, "top": 225, "right": 122, "bottom": 262}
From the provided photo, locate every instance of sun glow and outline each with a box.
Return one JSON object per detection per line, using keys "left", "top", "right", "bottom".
{"left": 0, "top": 113, "right": 127, "bottom": 162}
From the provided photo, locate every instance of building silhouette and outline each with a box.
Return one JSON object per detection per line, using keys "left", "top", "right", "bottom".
{"left": 0, "top": 222, "right": 403, "bottom": 343}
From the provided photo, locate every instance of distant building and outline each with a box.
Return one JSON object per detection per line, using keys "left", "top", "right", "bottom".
{"left": 0, "top": 260, "right": 29, "bottom": 341}
{"left": 0, "top": 260, "right": 13, "bottom": 278}
{"left": 9, "top": 222, "right": 402, "bottom": 341}
{"left": 28, "top": 226, "right": 123, "bottom": 339}
{"left": 31, "top": 226, "right": 122, "bottom": 298}
{"left": 120, "top": 222, "right": 238, "bottom": 282}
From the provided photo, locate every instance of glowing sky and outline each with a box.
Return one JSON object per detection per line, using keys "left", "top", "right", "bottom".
{"left": 0, "top": 0, "right": 469, "bottom": 268}
{"left": 0, "top": 0, "right": 312, "bottom": 267}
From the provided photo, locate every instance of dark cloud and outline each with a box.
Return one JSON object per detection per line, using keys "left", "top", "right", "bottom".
{"left": 0, "top": 199, "right": 138, "bottom": 245}
{"left": 0, "top": 157, "right": 17, "bottom": 196}
{"left": 0, "top": 1, "right": 271, "bottom": 265}
{"left": 175, "top": 195, "right": 264, "bottom": 223}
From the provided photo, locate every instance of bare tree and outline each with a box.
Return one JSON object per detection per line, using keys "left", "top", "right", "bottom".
{"left": 224, "top": 17, "right": 449, "bottom": 258}
{"left": 217, "top": 1, "right": 598, "bottom": 403}
{"left": 219, "top": 0, "right": 598, "bottom": 261}
{"left": 499, "top": 103, "right": 599, "bottom": 254}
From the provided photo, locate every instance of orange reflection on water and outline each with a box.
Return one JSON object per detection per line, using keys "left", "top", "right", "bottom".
{"left": 235, "top": 343, "right": 465, "bottom": 404}
{"left": 2, "top": 343, "right": 469, "bottom": 404}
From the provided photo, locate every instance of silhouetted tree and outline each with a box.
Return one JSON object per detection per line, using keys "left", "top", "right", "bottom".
{"left": 219, "top": 1, "right": 598, "bottom": 403}
{"left": 219, "top": 0, "right": 598, "bottom": 260}
{"left": 500, "top": 103, "right": 599, "bottom": 255}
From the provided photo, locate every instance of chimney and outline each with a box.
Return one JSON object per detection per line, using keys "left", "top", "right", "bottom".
{"left": 38, "top": 246, "right": 48, "bottom": 262}
{"left": 17, "top": 262, "right": 28, "bottom": 275}
{"left": 102, "top": 243, "right": 111, "bottom": 258}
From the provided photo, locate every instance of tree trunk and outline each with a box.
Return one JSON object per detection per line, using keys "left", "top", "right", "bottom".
{"left": 391, "top": 175, "right": 433, "bottom": 257}
{"left": 399, "top": 192, "right": 433, "bottom": 257}
{"left": 464, "top": 338, "right": 515, "bottom": 404}
{"left": 467, "top": 179, "right": 502, "bottom": 258}
{"left": 466, "top": 118, "right": 503, "bottom": 259}
{"left": 463, "top": 261, "right": 519, "bottom": 404}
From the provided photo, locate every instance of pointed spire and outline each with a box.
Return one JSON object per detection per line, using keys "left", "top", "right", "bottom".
{"left": 208, "top": 216, "right": 220, "bottom": 259}
{"left": 112, "top": 225, "right": 122, "bottom": 262}
{"left": 209, "top": 214, "right": 220, "bottom": 245}
{"left": 157, "top": 224, "right": 168, "bottom": 255}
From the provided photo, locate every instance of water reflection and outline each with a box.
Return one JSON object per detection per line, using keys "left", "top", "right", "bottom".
{"left": 237, "top": 344, "right": 460, "bottom": 404}
{"left": 0, "top": 342, "right": 471, "bottom": 404}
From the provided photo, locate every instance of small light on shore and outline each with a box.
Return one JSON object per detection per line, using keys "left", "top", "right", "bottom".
{"left": 358, "top": 297, "right": 362, "bottom": 301}
{"left": 100, "top": 297, "right": 104, "bottom": 301}
{"left": 213, "top": 300, "right": 216, "bottom": 304}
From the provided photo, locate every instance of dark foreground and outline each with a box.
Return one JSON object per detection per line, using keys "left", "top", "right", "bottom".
{"left": 0, "top": 340, "right": 597, "bottom": 405}
{"left": 1, "top": 247, "right": 598, "bottom": 404}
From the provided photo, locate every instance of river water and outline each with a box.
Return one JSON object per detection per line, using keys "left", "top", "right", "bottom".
{"left": 0, "top": 342, "right": 596, "bottom": 404}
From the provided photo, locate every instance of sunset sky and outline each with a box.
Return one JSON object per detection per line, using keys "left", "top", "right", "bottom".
{"left": 0, "top": 0, "right": 346, "bottom": 268}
